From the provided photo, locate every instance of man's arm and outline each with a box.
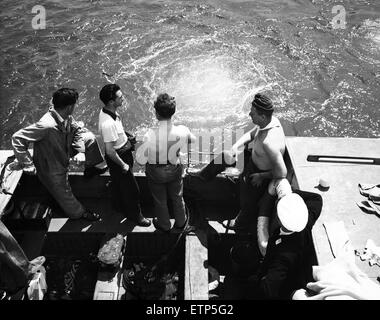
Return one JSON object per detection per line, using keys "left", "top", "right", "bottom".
{"left": 104, "top": 142, "right": 129, "bottom": 172}
{"left": 257, "top": 216, "right": 270, "bottom": 257}
{"left": 11, "top": 122, "right": 48, "bottom": 169}
{"left": 260, "top": 141, "right": 287, "bottom": 180}
{"left": 231, "top": 127, "right": 257, "bottom": 155}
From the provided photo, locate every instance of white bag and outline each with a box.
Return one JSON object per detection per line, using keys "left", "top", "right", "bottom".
{"left": 27, "top": 266, "right": 47, "bottom": 300}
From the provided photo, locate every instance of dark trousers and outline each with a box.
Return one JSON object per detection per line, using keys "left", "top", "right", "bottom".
{"left": 145, "top": 164, "right": 186, "bottom": 231}
{"left": 237, "top": 159, "right": 270, "bottom": 229}
{"left": 197, "top": 150, "right": 270, "bottom": 230}
{"left": 70, "top": 129, "right": 105, "bottom": 168}
{"left": 105, "top": 148, "right": 142, "bottom": 220}
{"left": 37, "top": 130, "right": 104, "bottom": 219}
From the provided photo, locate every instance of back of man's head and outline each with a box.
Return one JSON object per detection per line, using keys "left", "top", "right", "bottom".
{"left": 99, "top": 84, "right": 121, "bottom": 106}
{"left": 252, "top": 93, "right": 274, "bottom": 117}
{"left": 52, "top": 88, "right": 79, "bottom": 110}
{"left": 276, "top": 193, "right": 308, "bottom": 232}
{"left": 154, "top": 93, "right": 176, "bottom": 119}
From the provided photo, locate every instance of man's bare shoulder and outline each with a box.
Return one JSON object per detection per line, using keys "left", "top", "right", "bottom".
{"left": 262, "top": 130, "right": 285, "bottom": 152}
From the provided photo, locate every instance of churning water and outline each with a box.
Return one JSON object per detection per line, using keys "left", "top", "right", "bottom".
{"left": 1, "top": 0, "right": 379, "bottom": 150}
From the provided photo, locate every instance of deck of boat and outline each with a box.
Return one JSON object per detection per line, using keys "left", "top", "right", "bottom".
{"left": 286, "top": 137, "right": 380, "bottom": 281}
{"left": 3, "top": 136, "right": 379, "bottom": 299}
{"left": 0, "top": 150, "right": 240, "bottom": 300}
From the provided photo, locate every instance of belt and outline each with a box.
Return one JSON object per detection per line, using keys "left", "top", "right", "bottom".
{"left": 115, "top": 141, "right": 133, "bottom": 154}
{"left": 146, "top": 163, "right": 181, "bottom": 167}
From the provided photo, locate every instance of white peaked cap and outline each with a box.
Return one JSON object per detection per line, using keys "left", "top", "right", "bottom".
{"left": 277, "top": 193, "right": 308, "bottom": 232}
{"left": 268, "top": 178, "right": 292, "bottom": 199}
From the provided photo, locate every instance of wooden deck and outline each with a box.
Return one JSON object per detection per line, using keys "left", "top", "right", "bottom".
{"left": 286, "top": 137, "right": 380, "bottom": 280}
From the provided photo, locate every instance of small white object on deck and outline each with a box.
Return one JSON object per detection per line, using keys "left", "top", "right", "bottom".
{"left": 319, "top": 177, "right": 330, "bottom": 189}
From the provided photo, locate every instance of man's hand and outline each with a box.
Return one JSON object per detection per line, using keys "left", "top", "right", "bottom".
{"left": 122, "top": 163, "right": 130, "bottom": 174}
{"left": 23, "top": 165, "right": 37, "bottom": 175}
{"left": 258, "top": 240, "right": 268, "bottom": 257}
{"left": 249, "top": 173, "right": 265, "bottom": 187}
{"left": 229, "top": 146, "right": 239, "bottom": 158}
{"left": 73, "top": 152, "right": 86, "bottom": 164}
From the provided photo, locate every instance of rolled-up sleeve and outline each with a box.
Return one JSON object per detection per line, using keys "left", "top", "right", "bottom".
{"left": 12, "top": 122, "right": 48, "bottom": 167}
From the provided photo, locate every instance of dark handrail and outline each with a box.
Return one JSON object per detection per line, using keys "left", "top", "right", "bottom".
{"left": 307, "top": 155, "right": 380, "bottom": 165}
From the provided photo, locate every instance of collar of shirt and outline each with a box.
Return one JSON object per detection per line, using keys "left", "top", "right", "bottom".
{"left": 102, "top": 108, "right": 119, "bottom": 121}
{"left": 49, "top": 107, "right": 69, "bottom": 128}
{"left": 279, "top": 228, "right": 294, "bottom": 236}
{"left": 259, "top": 116, "right": 281, "bottom": 131}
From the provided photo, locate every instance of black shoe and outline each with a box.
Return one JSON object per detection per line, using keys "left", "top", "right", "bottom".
{"left": 132, "top": 216, "right": 151, "bottom": 227}
{"left": 172, "top": 214, "right": 195, "bottom": 233}
{"left": 222, "top": 218, "right": 248, "bottom": 231}
{"left": 172, "top": 213, "right": 189, "bottom": 230}
{"left": 84, "top": 166, "right": 108, "bottom": 179}
{"left": 152, "top": 217, "right": 170, "bottom": 233}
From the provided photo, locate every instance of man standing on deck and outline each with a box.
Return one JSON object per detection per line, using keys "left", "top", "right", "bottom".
{"left": 135, "top": 93, "right": 196, "bottom": 232}
{"left": 12, "top": 88, "right": 107, "bottom": 221}
{"left": 98, "top": 84, "right": 151, "bottom": 227}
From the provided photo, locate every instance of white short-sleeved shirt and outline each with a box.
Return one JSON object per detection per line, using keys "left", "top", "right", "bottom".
{"left": 98, "top": 109, "right": 128, "bottom": 150}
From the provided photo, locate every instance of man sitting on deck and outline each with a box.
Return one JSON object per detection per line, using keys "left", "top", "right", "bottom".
{"left": 98, "top": 84, "right": 150, "bottom": 227}
{"left": 189, "top": 92, "right": 287, "bottom": 233}
{"left": 11, "top": 88, "right": 107, "bottom": 221}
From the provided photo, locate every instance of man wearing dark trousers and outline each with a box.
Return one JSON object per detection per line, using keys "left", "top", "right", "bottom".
{"left": 188, "top": 93, "right": 287, "bottom": 233}
{"left": 98, "top": 84, "right": 150, "bottom": 227}
{"left": 12, "top": 88, "right": 106, "bottom": 221}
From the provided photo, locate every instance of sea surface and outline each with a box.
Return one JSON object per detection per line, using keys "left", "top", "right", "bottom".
{"left": 1, "top": 0, "right": 379, "bottom": 151}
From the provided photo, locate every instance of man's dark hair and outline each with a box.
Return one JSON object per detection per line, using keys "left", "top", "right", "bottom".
{"left": 99, "top": 84, "right": 121, "bottom": 106}
{"left": 52, "top": 88, "right": 79, "bottom": 110}
{"left": 154, "top": 93, "right": 176, "bottom": 119}
{"left": 252, "top": 93, "right": 274, "bottom": 117}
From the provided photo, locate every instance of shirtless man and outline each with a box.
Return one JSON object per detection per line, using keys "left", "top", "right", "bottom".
{"left": 136, "top": 93, "right": 196, "bottom": 232}
{"left": 227, "top": 93, "right": 287, "bottom": 232}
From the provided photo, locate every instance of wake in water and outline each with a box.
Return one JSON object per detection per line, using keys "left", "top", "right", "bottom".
{"left": 0, "top": 0, "right": 379, "bottom": 150}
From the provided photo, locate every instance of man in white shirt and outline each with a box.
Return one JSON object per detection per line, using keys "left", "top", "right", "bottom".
{"left": 136, "top": 93, "right": 196, "bottom": 232}
{"left": 98, "top": 84, "right": 150, "bottom": 227}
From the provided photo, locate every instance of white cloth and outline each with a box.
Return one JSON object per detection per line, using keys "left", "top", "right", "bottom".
{"left": 27, "top": 266, "right": 47, "bottom": 300}
{"left": 98, "top": 109, "right": 128, "bottom": 149}
{"left": 258, "top": 116, "right": 282, "bottom": 132}
{"left": 293, "top": 242, "right": 380, "bottom": 300}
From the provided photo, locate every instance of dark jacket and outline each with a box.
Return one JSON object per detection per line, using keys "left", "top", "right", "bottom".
{"left": 257, "top": 190, "right": 323, "bottom": 299}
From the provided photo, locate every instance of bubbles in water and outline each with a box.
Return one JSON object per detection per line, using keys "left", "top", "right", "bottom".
{"left": 163, "top": 56, "right": 254, "bottom": 127}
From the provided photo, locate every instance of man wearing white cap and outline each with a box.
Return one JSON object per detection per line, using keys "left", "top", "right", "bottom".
{"left": 249, "top": 178, "right": 323, "bottom": 299}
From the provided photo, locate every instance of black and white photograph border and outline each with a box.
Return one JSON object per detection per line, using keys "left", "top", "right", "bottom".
{"left": 0, "top": 0, "right": 380, "bottom": 306}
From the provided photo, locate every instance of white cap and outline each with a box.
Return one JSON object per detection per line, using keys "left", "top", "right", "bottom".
{"left": 268, "top": 178, "right": 292, "bottom": 199}
{"left": 277, "top": 193, "right": 308, "bottom": 232}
